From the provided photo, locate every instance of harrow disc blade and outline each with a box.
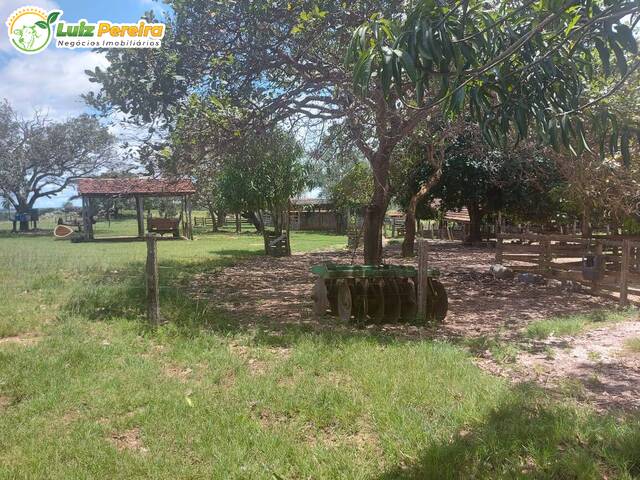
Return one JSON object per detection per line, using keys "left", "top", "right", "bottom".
{"left": 400, "top": 278, "right": 418, "bottom": 322}
{"left": 337, "top": 280, "right": 353, "bottom": 322}
{"left": 366, "top": 279, "right": 385, "bottom": 323}
{"left": 352, "top": 278, "right": 368, "bottom": 325}
{"left": 311, "top": 278, "right": 329, "bottom": 316}
{"left": 426, "top": 279, "right": 448, "bottom": 322}
{"left": 383, "top": 278, "right": 401, "bottom": 322}
{"left": 326, "top": 279, "right": 339, "bottom": 315}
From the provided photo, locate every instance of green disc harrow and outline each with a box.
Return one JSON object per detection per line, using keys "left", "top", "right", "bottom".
{"left": 310, "top": 264, "right": 448, "bottom": 324}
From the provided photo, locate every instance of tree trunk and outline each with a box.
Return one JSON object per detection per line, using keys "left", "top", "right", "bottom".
{"left": 235, "top": 213, "right": 241, "bottom": 233}
{"left": 581, "top": 204, "right": 592, "bottom": 238}
{"left": 363, "top": 156, "right": 391, "bottom": 265}
{"left": 402, "top": 209, "right": 417, "bottom": 257}
{"left": 465, "top": 201, "right": 483, "bottom": 245}
{"left": 401, "top": 166, "right": 443, "bottom": 257}
{"left": 206, "top": 205, "right": 219, "bottom": 232}
{"left": 363, "top": 204, "right": 385, "bottom": 265}
{"left": 243, "top": 211, "right": 262, "bottom": 232}
{"left": 17, "top": 202, "right": 30, "bottom": 232}
{"left": 217, "top": 209, "right": 226, "bottom": 227}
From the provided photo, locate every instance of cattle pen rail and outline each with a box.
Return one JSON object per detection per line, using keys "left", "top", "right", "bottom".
{"left": 496, "top": 233, "right": 640, "bottom": 306}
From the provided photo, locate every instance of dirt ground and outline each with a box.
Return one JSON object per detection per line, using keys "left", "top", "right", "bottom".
{"left": 189, "top": 240, "right": 640, "bottom": 412}
{"left": 498, "top": 321, "right": 640, "bottom": 412}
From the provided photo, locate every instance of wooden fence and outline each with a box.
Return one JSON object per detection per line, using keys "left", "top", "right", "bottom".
{"left": 496, "top": 233, "right": 640, "bottom": 306}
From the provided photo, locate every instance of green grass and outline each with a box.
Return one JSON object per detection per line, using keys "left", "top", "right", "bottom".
{"left": 464, "top": 335, "right": 520, "bottom": 364}
{"left": 524, "top": 310, "right": 633, "bottom": 340}
{"left": 624, "top": 337, "right": 640, "bottom": 353}
{"left": 1, "top": 220, "right": 640, "bottom": 478}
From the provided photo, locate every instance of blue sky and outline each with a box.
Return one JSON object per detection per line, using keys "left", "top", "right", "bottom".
{"left": 0, "top": 0, "right": 167, "bottom": 208}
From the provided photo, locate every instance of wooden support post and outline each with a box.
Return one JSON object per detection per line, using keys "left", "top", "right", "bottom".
{"left": 146, "top": 235, "right": 160, "bottom": 325}
{"left": 417, "top": 240, "right": 429, "bottom": 320}
{"left": 135, "top": 195, "right": 144, "bottom": 238}
{"left": 496, "top": 237, "right": 503, "bottom": 264}
{"left": 186, "top": 195, "right": 193, "bottom": 240}
{"left": 620, "top": 239, "right": 630, "bottom": 307}
{"left": 81, "top": 196, "right": 93, "bottom": 241}
{"left": 592, "top": 241, "right": 603, "bottom": 295}
{"left": 539, "top": 239, "right": 551, "bottom": 273}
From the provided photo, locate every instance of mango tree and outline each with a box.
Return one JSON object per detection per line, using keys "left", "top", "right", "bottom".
{"left": 87, "top": 0, "right": 638, "bottom": 263}
{"left": 346, "top": 0, "right": 639, "bottom": 262}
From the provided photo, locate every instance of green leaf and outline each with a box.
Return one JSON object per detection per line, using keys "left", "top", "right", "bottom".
{"left": 35, "top": 21, "right": 48, "bottom": 29}
{"left": 353, "top": 51, "right": 373, "bottom": 95}
{"left": 564, "top": 14, "right": 581, "bottom": 36}
{"left": 449, "top": 86, "right": 465, "bottom": 113}
{"left": 593, "top": 38, "right": 611, "bottom": 76}
{"left": 614, "top": 25, "right": 638, "bottom": 54}
{"left": 515, "top": 107, "right": 528, "bottom": 137}
{"left": 610, "top": 40, "right": 628, "bottom": 76}
{"left": 380, "top": 47, "right": 393, "bottom": 97}
{"left": 398, "top": 50, "right": 419, "bottom": 82}
{"left": 210, "top": 96, "right": 224, "bottom": 109}
{"left": 47, "top": 11, "right": 61, "bottom": 24}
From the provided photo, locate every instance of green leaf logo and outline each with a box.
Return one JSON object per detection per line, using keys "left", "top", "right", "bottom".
{"left": 6, "top": 7, "right": 62, "bottom": 54}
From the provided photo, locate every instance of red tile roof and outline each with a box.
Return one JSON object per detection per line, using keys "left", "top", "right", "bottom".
{"left": 444, "top": 207, "right": 471, "bottom": 223}
{"left": 77, "top": 178, "right": 196, "bottom": 196}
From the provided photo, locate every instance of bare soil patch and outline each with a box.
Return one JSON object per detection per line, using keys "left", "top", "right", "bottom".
{"left": 510, "top": 320, "right": 640, "bottom": 411}
{"left": 189, "top": 241, "right": 613, "bottom": 340}
{"left": 108, "top": 427, "right": 148, "bottom": 454}
{"left": 163, "top": 365, "right": 194, "bottom": 382}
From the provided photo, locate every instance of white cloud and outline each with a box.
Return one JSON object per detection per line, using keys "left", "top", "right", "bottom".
{"left": 0, "top": 48, "right": 109, "bottom": 118}
{"left": 0, "top": 0, "right": 61, "bottom": 52}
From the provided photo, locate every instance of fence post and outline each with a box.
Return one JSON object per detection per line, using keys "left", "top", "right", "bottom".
{"left": 592, "top": 241, "right": 603, "bottom": 296}
{"left": 620, "top": 239, "right": 630, "bottom": 307}
{"left": 146, "top": 235, "right": 160, "bottom": 325}
{"left": 539, "top": 239, "right": 551, "bottom": 274}
{"left": 417, "top": 240, "right": 429, "bottom": 320}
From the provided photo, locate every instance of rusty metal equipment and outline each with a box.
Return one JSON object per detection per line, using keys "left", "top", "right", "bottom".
{"left": 310, "top": 264, "right": 447, "bottom": 324}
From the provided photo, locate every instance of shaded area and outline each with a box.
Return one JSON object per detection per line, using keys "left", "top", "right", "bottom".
{"left": 186, "top": 241, "right": 614, "bottom": 342}
{"left": 377, "top": 384, "right": 640, "bottom": 479}
{"left": 513, "top": 321, "right": 640, "bottom": 412}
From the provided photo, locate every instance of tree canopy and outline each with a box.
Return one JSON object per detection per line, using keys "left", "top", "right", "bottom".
{"left": 0, "top": 100, "right": 115, "bottom": 221}
{"left": 86, "top": 0, "right": 639, "bottom": 263}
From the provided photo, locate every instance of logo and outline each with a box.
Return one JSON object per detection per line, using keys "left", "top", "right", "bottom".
{"left": 6, "top": 6, "right": 59, "bottom": 54}
{"left": 6, "top": 6, "right": 165, "bottom": 54}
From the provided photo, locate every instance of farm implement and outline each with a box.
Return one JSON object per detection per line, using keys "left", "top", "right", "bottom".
{"left": 311, "top": 264, "right": 447, "bottom": 324}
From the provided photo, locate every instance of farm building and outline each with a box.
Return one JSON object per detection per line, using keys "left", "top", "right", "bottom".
{"left": 289, "top": 198, "right": 348, "bottom": 234}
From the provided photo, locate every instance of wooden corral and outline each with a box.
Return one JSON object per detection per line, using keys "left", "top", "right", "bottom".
{"left": 496, "top": 233, "right": 640, "bottom": 306}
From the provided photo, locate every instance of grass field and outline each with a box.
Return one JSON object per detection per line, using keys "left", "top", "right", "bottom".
{"left": 1, "top": 219, "right": 640, "bottom": 479}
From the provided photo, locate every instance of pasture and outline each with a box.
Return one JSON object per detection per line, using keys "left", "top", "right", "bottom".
{"left": 1, "top": 219, "right": 639, "bottom": 479}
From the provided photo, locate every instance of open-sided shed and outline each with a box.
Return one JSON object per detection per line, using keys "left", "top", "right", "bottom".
{"left": 76, "top": 178, "right": 196, "bottom": 241}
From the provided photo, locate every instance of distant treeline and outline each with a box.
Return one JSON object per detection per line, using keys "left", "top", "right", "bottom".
{"left": 0, "top": 207, "right": 61, "bottom": 221}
